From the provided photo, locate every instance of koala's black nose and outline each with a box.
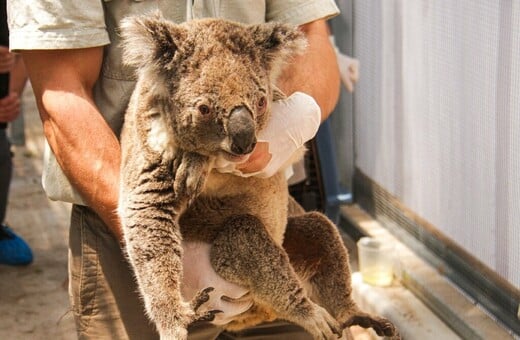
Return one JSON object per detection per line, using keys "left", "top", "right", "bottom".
{"left": 228, "top": 106, "right": 257, "bottom": 155}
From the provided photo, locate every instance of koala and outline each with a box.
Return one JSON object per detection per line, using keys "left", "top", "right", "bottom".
{"left": 118, "top": 14, "right": 400, "bottom": 340}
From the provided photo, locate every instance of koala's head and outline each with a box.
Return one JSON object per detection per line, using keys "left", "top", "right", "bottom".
{"left": 120, "top": 14, "right": 306, "bottom": 160}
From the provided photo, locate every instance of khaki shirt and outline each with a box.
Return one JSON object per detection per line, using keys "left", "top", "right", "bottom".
{"left": 8, "top": 0, "right": 339, "bottom": 204}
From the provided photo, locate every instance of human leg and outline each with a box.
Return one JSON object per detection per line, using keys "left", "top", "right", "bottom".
{"left": 0, "top": 128, "right": 32, "bottom": 266}
{"left": 68, "top": 205, "right": 223, "bottom": 340}
{"left": 0, "top": 128, "right": 12, "bottom": 223}
{"left": 68, "top": 205, "right": 158, "bottom": 339}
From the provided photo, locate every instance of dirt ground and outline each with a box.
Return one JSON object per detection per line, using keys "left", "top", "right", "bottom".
{"left": 0, "top": 85, "right": 76, "bottom": 339}
{"left": 0, "top": 85, "right": 373, "bottom": 340}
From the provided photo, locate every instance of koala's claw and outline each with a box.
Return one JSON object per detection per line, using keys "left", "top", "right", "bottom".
{"left": 189, "top": 287, "right": 222, "bottom": 323}
{"left": 190, "top": 286, "right": 214, "bottom": 311}
{"left": 343, "top": 315, "right": 400, "bottom": 339}
{"left": 194, "top": 309, "right": 223, "bottom": 323}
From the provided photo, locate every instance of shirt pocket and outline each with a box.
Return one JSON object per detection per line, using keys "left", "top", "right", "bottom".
{"left": 193, "top": 0, "right": 266, "bottom": 24}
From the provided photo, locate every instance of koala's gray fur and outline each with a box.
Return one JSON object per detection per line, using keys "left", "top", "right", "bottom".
{"left": 118, "top": 14, "right": 400, "bottom": 340}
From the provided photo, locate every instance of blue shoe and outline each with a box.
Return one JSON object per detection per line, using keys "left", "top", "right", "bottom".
{"left": 0, "top": 224, "right": 33, "bottom": 266}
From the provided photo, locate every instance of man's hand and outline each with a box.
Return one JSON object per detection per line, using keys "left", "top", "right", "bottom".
{"left": 181, "top": 242, "right": 253, "bottom": 325}
{"left": 0, "top": 92, "right": 21, "bottom": 123}
{"left": 235, "top": 141, "right": 271, "bottom": 174}
{"left": 214, "top": 92, "right": 321, "bottom": 178}
{"left": 0, "top": 46, "right": 16, "bottom": 73}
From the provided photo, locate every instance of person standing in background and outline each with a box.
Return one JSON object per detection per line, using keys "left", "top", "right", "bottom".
{"left": 0, "top": 0, "right": 32, "bottom": 266}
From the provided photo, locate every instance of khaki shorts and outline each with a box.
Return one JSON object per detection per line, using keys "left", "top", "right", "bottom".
{"left": 68, "top": 204, "right": 312, "bottom": 339}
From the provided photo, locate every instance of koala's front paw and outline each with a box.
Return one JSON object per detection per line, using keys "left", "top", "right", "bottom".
{"left": 172, "top": 151, "right": 210, "bottom": 202}
{"left": 159, "top": 327, "right": 188, "bottom": 340}
{"left": 154, "top": 302, "right": 194, "bottom": 340}
{"left": 303, "top": 304, "right": 342, "bottom": 340}
{"left": 156, "top": 290, "right": 220, "bottom": 340}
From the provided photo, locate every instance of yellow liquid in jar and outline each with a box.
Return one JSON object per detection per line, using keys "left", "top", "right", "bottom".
{"left": 361, "top": 267, "right": 393, "bottom": 286}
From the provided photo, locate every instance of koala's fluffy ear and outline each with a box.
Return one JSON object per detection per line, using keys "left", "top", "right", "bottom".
{"left": 120, "top": 12, "right": 187, "bottom": 71}
{"left": 250, "top": 22, "right": 307, "bottom": 78}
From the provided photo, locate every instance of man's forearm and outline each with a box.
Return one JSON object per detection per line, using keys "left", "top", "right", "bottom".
{"left": 41, "top": 91, "right": 123, "bottom": 240}
{"left": 277, "top": 19, "right": 340, "bottom": 121}
{"left": 22, "top": 48, "right": 124, "bottom": 242}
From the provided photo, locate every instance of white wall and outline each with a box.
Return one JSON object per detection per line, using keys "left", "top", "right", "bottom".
{"left": 353, "top": 0, "right": 520, "bottom": 288}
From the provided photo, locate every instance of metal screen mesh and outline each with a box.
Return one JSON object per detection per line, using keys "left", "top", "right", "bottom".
{"left": 353, "top": 0, "right": 520, "bottom": 288}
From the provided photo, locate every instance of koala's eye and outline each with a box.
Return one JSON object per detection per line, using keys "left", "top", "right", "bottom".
{"left": 257, "top": 96, "right": 267, "bottom": 112}
{"left": 198, "top": 104, "right": 211, "bottom": 115}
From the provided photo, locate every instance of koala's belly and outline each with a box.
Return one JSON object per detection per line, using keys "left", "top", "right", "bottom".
{"left": 179, "top": 172, "right": 289, "bottom": 244}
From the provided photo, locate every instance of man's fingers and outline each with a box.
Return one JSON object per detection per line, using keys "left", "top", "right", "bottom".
{"left": 236, "top": 142, "right": 272, "bottom": 174}
{"left": 0, "top": 94, "right": 21, "bottom": 122}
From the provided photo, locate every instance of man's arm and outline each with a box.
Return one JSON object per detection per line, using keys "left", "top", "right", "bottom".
{"left": 277, "top": 19, "right": 340, "bottom": 121}
{"left": 22, "top": 47, "right": 123, "bottom": 241}
{"left": 237, "top": 19, "right": 340, "bottom": 173}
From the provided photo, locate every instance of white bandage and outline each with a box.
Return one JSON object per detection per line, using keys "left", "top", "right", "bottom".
{"left": 181, "top": 242, "right": 253, "bottom": 325}
{"left": 215, "top": 92, "right": 321, "bottom": 178}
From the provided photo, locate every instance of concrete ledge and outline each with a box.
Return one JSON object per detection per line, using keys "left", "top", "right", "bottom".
{"left": 351, "top": 272, "right": 460, "bottom": 340}
{"left": 343, "top": 204, "right": 515, "bottom": 340}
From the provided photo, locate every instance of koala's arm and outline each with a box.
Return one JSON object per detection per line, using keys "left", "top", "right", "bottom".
{"left": 22, "top": 48, "right": 124, "bottom": 241}
{"left": 276, "top": 19, "right": 340, "bottom": 121}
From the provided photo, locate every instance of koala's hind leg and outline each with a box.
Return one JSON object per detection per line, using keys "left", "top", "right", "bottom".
{"left": 284, "top": 212, "right": 400, "bottom": 339}
{"left": 210, "top": 214, "right": 342, "bottom": 340}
